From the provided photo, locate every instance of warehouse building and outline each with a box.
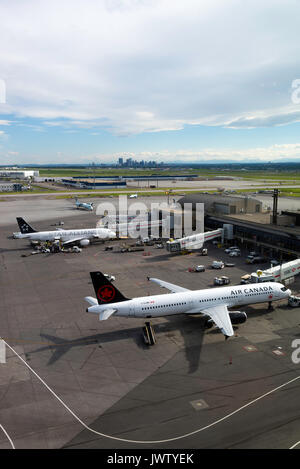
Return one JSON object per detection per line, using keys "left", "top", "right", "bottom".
{"left": 0, "top": 170, "right": 39, "bottom": 179}
{"left": 0, "top": 182, "right": 23, "bottom": 192}
{"left": 61, "top": 178, "right": 127, "bottom": 189}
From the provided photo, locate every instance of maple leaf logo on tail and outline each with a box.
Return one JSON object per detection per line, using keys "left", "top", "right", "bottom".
{"left": 90, "top": 271, "right": 129, "bottom": 305}
{"left": 97, "top": 285, "right": 116, "bottom": 302}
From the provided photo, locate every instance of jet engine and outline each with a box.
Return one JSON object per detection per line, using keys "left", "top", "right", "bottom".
{"left": 229, "top": 312, "right": 247, "bottom": 324}
{"left": 203, "top": 318, "right": 214, "bottom": 329}
{"left": 80, "top": 239, "right": 90, "bottom": 247}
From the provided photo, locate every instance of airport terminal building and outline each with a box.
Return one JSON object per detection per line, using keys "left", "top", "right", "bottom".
{"left": 177, "top": 193, "right": 299, "bottom": 259}
{"left": 178, "top": 193, "right": 262, "bottom": 215}
{"left": 205, "top": 214, "right": 300, "bottom": 259}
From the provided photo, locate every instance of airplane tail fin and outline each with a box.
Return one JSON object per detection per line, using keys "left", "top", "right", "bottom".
{"left": 16, "top": 217, "right": 37, "bottom": 234}
{"left": 90, "top": 271, "right": 129, "bottom": 305}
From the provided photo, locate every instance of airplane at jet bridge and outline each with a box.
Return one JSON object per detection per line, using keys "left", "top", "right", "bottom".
{"left": 85, "top": 271, "right": 291, "bottom": 338}
{"left": 15, "top": 217, "right": 116, "bottom": 246}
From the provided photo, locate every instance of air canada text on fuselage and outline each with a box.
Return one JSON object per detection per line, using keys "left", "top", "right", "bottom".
{"left": 231, "top": 286, "right": 273, "bottom": 295}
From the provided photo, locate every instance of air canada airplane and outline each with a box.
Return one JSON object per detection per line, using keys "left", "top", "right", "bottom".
{"left": 75, "top": 197, "right": 94, "bottom": 211}
{"left": 16, "top": 218, "right": 116, "bottom": 247}
{"left": 85, "top": 272, "right": 291, "bottom": 337}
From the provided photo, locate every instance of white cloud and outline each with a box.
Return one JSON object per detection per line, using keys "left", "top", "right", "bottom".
{"left": 0, "top": 0, "right": 300, "bottom": 134}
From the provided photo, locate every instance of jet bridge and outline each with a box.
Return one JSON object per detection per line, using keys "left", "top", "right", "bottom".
{"left": 250, "top": 258, "right": 300, "bottom": 283}
{"left": 166, "top": 228, "right": 223, "bottom": 253}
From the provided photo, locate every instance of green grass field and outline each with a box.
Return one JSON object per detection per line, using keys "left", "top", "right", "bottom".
{"left": 35, "top": 167, "right": 300, "bottom": 181}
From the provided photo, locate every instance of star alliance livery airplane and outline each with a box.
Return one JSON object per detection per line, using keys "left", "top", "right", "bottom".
{"left": 16, "top": 218, "right": 116, "bottom": 247}
{"left": 85, "top": 271, "right": 291, "bottom": 337}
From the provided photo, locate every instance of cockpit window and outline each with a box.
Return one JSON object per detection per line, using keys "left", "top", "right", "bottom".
{"left": 281, "top": 287, "right": 287, "bottom": 292}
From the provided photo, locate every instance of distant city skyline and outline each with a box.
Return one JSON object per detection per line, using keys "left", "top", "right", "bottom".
{"left": 1, "top": 1, "right": 300, "bottom": 165}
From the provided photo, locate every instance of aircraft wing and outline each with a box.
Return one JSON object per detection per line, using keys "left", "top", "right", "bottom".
{"left": 201, "top": 305, "right": 234, "bottom": 337}
{"left": 62, "top": 237, "right": 85, "bottom": 245}
{"left": 148, "top": 277, "right": 191, "bottom": 293}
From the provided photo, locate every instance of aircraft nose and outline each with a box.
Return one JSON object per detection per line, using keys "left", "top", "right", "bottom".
{"left": 109, "top": 230, "right": 116, "bottom": 238}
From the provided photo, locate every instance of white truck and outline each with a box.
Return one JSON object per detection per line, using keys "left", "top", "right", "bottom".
{"left": 248, "top": 258, "right": 300, "bottom": 284}
{"left": 166, "top": 229, "right": 223, "bottom": 253}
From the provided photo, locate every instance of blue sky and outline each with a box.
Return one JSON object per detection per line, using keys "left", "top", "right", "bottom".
{"left": 1, "top": 0, "right": 300, "bottom": 165}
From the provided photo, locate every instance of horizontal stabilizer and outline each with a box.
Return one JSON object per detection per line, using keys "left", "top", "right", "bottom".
{"left": 99, "top": 309, "right": 116, "bottom": 321}
{"left": 84, "top": 296, "right": 98, "bottom": 306}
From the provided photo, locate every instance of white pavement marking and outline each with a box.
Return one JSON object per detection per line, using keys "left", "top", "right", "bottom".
{"left": 3, "top": 339, "right": 300, "bottom": 447}
{"left": 0, "top": 340, "right": 5, "bottom": 363}
{"left": 290, "top": 440, "right": 300, "bottom": 449}
{"left": 0, "top": 424, "right": 15, "bottom": 449}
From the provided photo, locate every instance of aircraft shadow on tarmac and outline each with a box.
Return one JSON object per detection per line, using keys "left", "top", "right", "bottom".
{"left": 29, "top": 315, "right": 208, "bottom": 373}
{"left": 141, "top": 253, "right": 175, "bottom": 262}
{"left": 0, "top": 246, "right": 32, "bottom": 253}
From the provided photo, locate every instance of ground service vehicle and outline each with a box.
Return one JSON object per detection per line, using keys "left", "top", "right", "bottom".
{"left": 212, "top": 260, "right": 225, "bottom": 269}
{"left": 214, "top": 276, "right": 230, "bottom": 286}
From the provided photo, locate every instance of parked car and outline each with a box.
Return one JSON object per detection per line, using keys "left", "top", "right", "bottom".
{"left": 212, "top": 260, "right": 225, "bottom": 269}
{"left": 195, "top": 265, "right": 205, "bottom": 272}
{"left": 229, "top": 249, "right": 241, "bottom": 257}
{"left": 225, "top": 246, "right": 239, "bottom": 253}
{"left": 288, "top": 295, "right": 300, "bottom": 307}
{"left": 246, "top": 256, "right": 268, "bottom": 264}
{"left": 270, "top": 259, "right": 279, "bottom": 266}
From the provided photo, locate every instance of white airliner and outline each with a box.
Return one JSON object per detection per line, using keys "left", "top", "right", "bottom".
{"left": 85, "top": 271, "right": 291, "bottom": 337}
{"left": 16, "top": 218, "right": 116, "bottom": 247}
